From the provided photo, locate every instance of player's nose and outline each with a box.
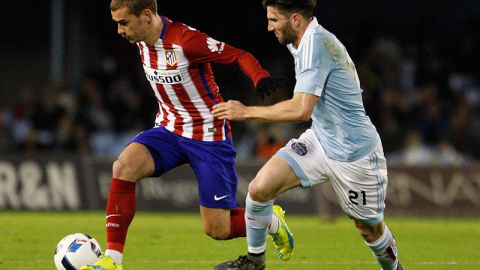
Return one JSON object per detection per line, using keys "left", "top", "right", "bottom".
{"left": 117, "top": 24, "right": 125, "bottom": 35}
{"left": 267, "top": 22, "right": 274, "bottom": 32}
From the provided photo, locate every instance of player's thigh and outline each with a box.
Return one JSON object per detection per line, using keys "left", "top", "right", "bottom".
{"left": 185, "top": 138, "right": 239, "bottom": 209}
{"left": 130, "top": 127, "right": 190, "bottom": 176}
{"left": 329, "top": 143, "right": 388, "bottom": 225}
{"left": 113, "top": 142, "right": 155, "bottom": 181}
{"left": 248, "top": 156, "right": 302, "bottom": 202}
{"left": 254, "top": 128, "right": 329, "bottom": 203}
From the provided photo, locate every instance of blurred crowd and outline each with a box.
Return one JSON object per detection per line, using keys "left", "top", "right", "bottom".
{"left": 1, "top": 30, "right": 479, "bottom": 166}
{"left": 0, "top": 58, "right": 155, "bottom": 158}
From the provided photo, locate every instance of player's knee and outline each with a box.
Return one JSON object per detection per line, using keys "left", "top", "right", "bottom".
{"left": 247, "top": 180, "right": 273, "bottom": 202}
{"left": 354, "top": 220, "right": 384, "bottom": 243}
{"left": 112, "top": 158, "right": 139, "bottom": 181}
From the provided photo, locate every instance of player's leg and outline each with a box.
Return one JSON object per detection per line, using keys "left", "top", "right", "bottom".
{"left": 80, "top": 142, "right": 154, "bottom": 270}
{"left": 105, "top": 142, "right": 155, "bottom": 262}
{"left": 214, "top": 156, "right": 300, "bottom": 270}
{"left": 83, "top": 127, "right": 185, "bottom": 270}
{"left": 187, "top": 138, "right": 249, "bottom": 240}
{"left": 199, "top": 195, "right": 290, "bottom": 242}
{"left": 354, "top": 219, "right": 402, "bottom": 270}
{"left": 199, "top": 206, "right": 244, "bottom": 240}
{"left": 329, "top": 142, "right": 402, "bottom": 270}
{"left": 247, "top": 156, "right": 299, "bottom": 259}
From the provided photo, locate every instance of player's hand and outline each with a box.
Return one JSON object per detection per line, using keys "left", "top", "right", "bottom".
{"left": 255, "top": 76, "right": 282, "bottom": 100}
{"left": 212, "top": 100, "right": 248, "bottom": 121}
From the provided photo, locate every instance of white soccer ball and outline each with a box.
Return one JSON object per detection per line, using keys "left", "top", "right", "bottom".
{"left": 54, "top": 233, "right": 102, "bottom": 270}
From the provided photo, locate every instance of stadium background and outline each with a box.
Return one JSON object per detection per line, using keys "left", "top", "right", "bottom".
{"left": 0, "top": 0, "right": 479, "bottom": 216}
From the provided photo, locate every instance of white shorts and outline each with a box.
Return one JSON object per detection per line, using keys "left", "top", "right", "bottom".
{"left": 275, "top": 129, "right": 387, "bottom": 225}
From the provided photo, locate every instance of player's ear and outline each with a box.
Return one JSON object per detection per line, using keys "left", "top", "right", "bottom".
{"left": 291, "top": 13, "right": 301, "bottom": 28}
{"left": 141, "top": 8, "right": 153, "bottom": 23}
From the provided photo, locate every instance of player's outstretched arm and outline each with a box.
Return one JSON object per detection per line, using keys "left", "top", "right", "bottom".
{"left": 212, "top": 92, "right": 318, "bottom": 123}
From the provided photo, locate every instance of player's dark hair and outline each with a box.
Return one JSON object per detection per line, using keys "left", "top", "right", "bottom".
{"left": 262, "top": 0, "right": 316, "bottom": 18}
{"left": 110, "top": 0, "right": 157, "bottom": 17}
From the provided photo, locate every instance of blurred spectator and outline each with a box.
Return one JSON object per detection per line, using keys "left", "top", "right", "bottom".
{"left": 413, "top": 81, "right": 453, "bottom": 146}
{"left": 30, "top": 85, "right": 66, "bottom": 149}
{"left": 255, "top": 124, "right": 286, "bottom": 161}
{"left": 10, "top": 85, "right": 38, "bottom": 149}
{"left": 434, "top": 139, "right": 469, "bottom": 166}
{"left": 388, "top": 129, "right": 434, "bottom": 165}
{"left": 0, "top": 108, "right": 13, "bottom": 153}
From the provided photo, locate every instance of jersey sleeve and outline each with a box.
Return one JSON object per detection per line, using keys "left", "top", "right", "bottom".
{"left": 294, "top": 35, "right": 333, "bottom": 96}
{"left": 181, "top": 28, "right": 270, "bottom": 86}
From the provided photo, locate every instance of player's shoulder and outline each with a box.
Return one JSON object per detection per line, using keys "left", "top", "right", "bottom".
{"left": 312, "top": 25, "right": 336, "bottom": 42}
{"left": 162, "top": 18, "right": 201, "bottom": 44}
{"left": 164, "top": 17, "right": 198, "bottom": 34}
{"left": 310, "top": 25, "right": 341, "bottom": 52}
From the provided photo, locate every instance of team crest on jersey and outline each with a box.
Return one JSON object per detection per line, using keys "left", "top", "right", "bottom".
{"left": 165, "top": 50, "right": 178, "bottom": 66}
{"left": 207, "top": 37, "right": 225, "bottom": 53}
{"left": 291, "top": 142, "right": 307, "bottom": 156}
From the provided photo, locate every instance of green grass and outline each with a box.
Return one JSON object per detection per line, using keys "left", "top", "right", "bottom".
{"left": 1, "top": 211, "right": 479, "bottom": 269}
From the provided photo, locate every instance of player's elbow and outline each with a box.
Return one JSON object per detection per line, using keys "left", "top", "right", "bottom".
{"left": 299, "top": 111, "right": 311, "bottom": 122}
{"left": 295, "top": 109, "right": 311, "bottom": 122}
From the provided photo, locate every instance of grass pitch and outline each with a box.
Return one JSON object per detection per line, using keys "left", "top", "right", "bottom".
{"left": 1, "top": 211, "right": 479, "bottom": 269}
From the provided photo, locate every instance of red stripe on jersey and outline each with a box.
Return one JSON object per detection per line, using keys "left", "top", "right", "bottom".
{"left": 154, "top": 82, "right": 184, "bottom": 134}
{"left": 149, "top": 46, "right": 159, "bottom": 69}
{"left": 138, "top": 43, "right": 145, "bottom": 63}
{"left": 187, "top": 63, "right": 226, "bottom": 141}
{"left": 155, "top": 91, "right": 168, "bottom": 127}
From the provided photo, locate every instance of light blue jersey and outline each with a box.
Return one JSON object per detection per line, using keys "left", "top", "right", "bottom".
{"left": 287, "top": 18, "right": 379, "bottom": 162}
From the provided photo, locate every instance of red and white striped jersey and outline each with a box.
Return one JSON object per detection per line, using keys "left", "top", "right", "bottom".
{"left": 137, "top": 16, "right": 269, "bottom": 142}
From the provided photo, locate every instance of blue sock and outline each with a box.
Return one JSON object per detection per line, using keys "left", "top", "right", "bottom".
{"left": 245, "top": 193, "right": 274, "bottom": 254}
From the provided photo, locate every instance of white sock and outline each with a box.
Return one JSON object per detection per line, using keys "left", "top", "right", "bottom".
{"left": 245, "top": 194, "right": 274, "bottom": 254}
{"left": 268, "top": 213, "right": 279, "bottom": 234}
{"left": 365, "top": 224, "right": 398, "bottom": 270}
{"left": 105, "top": 249, "right": 123, "bottom": 264}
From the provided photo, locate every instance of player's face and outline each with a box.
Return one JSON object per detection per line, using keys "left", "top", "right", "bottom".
{"left": 111, "top": 7, "right": 148, "bottom": 44}
{"left": 266, "top": 6, "right": 297, "bottom": 45}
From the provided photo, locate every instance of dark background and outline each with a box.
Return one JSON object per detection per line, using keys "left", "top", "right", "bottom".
{"left": 1, "top": 0, "right": 480, "bottom": 161}
{"left": 2, "top": 0, "right": 479, "bottom": 101}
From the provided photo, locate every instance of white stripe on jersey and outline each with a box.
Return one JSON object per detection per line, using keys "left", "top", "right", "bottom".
{"left": 302, "top": 35, "right": 314, "bottom": 70}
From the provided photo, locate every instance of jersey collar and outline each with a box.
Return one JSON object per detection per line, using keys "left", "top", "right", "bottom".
{"left": 159, "top": 16, "right": 168, "bottom": 40}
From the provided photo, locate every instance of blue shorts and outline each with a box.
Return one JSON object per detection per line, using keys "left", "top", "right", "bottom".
{"left": 131, "top": 126, "right": 239, "bottom": 209}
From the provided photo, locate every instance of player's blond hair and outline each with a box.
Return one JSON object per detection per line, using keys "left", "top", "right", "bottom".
{"left": 110, "top": 0, "right": 157, "bottom": 17}
{"left": 262, "top": 0, "right": 316, "bottom": 18}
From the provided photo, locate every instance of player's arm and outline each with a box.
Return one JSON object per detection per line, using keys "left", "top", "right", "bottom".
{"left": 212, "top": 92, "right": 318, "bottom": 123}
{"left": 182, "top": 29, "right": 272, "bottom": 86}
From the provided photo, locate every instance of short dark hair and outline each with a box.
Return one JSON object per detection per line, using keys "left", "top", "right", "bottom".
{"left": 262, "top": 0, "right": 316, "bottom": 18}
{"left": 110, "top": 0, "right": 157, "bottom": 17}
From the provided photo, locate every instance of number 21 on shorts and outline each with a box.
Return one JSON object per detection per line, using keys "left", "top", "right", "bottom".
{"left": 348, "top": 190, "right": 366, "bottom": 205}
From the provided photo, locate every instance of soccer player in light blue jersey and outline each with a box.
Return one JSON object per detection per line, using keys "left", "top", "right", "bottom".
{"left": 212, "top": 0, "right": 404, "bottom": 269}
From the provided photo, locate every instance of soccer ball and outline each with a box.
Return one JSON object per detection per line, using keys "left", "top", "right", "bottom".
{"left": 54, "top": 233, "right": 102, "bottom": 270}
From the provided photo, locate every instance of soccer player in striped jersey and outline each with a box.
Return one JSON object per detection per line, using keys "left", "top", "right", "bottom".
{"left": 81, "top": 1, "right": 288, "bottom": 270}
{"left": 212, "top": 0, "right": 404, "bottom": 269}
